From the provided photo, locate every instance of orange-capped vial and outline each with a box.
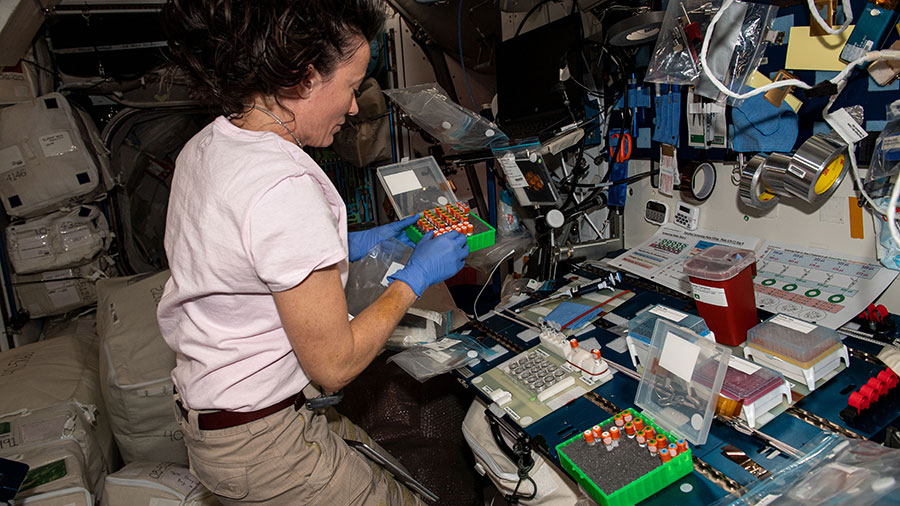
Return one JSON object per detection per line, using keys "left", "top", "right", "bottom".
{"left": 633, "top": 418, "right": 644, "bottom": 431}
{"left": 614, "top": 413, "right": 624, "bottom": 427}
{"left": 667, "top": 443, "right": 678, "bottom": 458}
{"left": 592, "top": 425, "right": 602, "bottom": 438}
{"left": 676, "top": 439, "right": 688, "bottom": 453}
{"left": 648, "top": 441, "right": 658, "bottom": 454}
{"left": 583, "top": 430, "right": 595, "bottom": 445}
{"left": 569, "top": 338, "right": 579, "bottom": 349}
{"left": 601, "top": 431, "right": 612, "bottom": 445}
{"left": 609, "top": 426, "right": 621, "bottom": 440}
{"left": 466, "top": 223, "right": 474, "bottom": 235}
{"left": 591, "top": 348, "right": 602, "bottom": 360}
{"left": 623, "top": 412, "right": 633, "bottom": 424}
{"left": 625, "top": 422, "right": 635, "bottom": 437}
{"left": 656, "top": 435, "right": 668, "bottom": 448}
{"left": 636, "top": 430, "right": 647, "bottom": 446}
{"left": 659, "top": 448, "right": 671, "bottom": 463}
{"left": 643, "top": 426, "right": 655, "bottom": 440}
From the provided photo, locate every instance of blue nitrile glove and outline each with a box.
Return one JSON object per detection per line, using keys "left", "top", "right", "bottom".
{"left": 347, "top": 214, "right": 419, "bottom": 262}
{"left": 387, "top": 230, "right": 469, "bottom": 296}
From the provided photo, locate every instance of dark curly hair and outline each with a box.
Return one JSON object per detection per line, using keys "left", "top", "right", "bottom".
{"left": 163, "top": 0, "right": 385, "bottom": 116}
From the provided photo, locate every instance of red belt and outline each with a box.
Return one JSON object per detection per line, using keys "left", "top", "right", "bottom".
{"left": 178, "top": 392, "right": 306, "bottom": 431}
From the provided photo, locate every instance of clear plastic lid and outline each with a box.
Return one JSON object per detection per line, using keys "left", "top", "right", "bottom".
{"left": 635, "top": 319, "right": 731, "bottom": 445}
{"left": 696, "top": 355, "right": 785, "bottom": 404}
{"left": 682, "top": 245, "right": 756, "bottom": 281}
{"left": 746, "top": 314, "right": 843, "bottom": 368}
{"left": 376, "top": 156, "right": 458, "bottom": 219}
{"left": 628, "top": 304, "right": 713, "bottom": 344}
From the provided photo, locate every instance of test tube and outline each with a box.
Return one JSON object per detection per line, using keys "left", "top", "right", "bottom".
{"left": 648, "top": 441, "right": 658, "bottom": 456}
{"left": 636, "top": 429, "right": 647, "bottom": 447}
{"left": 623, "top": 411, "right": 633, "bottom": 424}
{"left": 583, "top": 429, "right": 595, "bottom": 446}
{"left": 676, "top": 439, "right": 688, "bottom": 453}
{"left": 591, "top": 425, "right": 602, "bottom": 438}
{"left": 659, "top": 448, "right": 671, "bottom": 463}
{"left": 602, "top": 431, "right": 613, "bottom": 451}
{"left": 655, "top": 434, "right": 668, "bottom": 448}
{"left": 609, "top": 426, "right": 621, "bottom": 447}
{"left": 625, "top": 422, "right": 635, "bottom": 438}
{"left": 633, "top": 417, "right": 644, "bottom": 432}
{"left": 643, "top": 426, "right": 655, "bottom": 440}
{"left": 667, "top": 443, "right": 678, "bottom": 458}
{"left": 614, "top": 413, "right": 624, "bottom": 427}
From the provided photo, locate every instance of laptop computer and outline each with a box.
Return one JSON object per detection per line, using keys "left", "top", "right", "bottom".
{"left": 495, "top": 13, "right": 587, "bottom": 142}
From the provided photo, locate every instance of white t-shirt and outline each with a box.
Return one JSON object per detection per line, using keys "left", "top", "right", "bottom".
{"left": 157, "top": 116, "right": 348, "bottom": 412}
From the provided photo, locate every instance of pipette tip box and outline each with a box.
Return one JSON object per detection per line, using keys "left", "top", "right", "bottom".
{"left": 744, "top": 314, "right": 849, "bottom": 392}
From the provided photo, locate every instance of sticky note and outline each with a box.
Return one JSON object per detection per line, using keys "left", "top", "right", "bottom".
{"left": 785, "top": 25, "right": 855, "bottom": 71}
{"left": 383, "top": 170, "right": 422, "bottom": 194}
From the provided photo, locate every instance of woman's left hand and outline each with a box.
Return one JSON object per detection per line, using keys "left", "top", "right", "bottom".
{"left": 347, "top": 214, "right": 419, "bottom": 262}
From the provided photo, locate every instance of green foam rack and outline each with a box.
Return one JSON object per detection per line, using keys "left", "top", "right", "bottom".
{"left": 556, "top": 408, "right": 693, "bottom": 506}
{"left": 405, "top": 211, "right": 496, "bottom": 252}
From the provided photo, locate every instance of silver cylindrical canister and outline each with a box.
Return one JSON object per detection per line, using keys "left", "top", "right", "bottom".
{"left": 739, "top": 154, "right": 779, "bottom": 210}
{"left": 783, "top": 134, "right": 850, "bottom": 204}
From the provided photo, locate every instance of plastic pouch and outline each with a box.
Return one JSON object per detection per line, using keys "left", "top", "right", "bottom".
{"left": 710, "top": 433, "right": 900, "bottom": 506}
{"left": 646, "top": 0, "right": 777, "bottom": 103}
{"left": 345, "top": 237, "right": 412, "bottom": 317}
{"left": 386, "top": 307, "right": 454, "bottom": 350}
{"left": 864, "top": 100, "right": 900, "bottom": 199}
{"left": 383, "top": 83, "right": 508, "bottom": 151}
{"left": 387, "top": 334, "right": 499, "bottom": 382}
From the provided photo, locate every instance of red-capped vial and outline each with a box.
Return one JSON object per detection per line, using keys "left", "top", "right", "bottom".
{"left": 583, "top": 429, "right": 595, "bottom": 446}
{"left": 623, "top": 412, "right": 633, "bottom": 424}
{"left": 643, "top": 427, "right": 655, "bottom": 440}
{"left": 659, "top": 448, "right": 671, "bottom": 463}
{"left": 591, "top": 348, "right": 602, "bottom": 360}
{"left": 625, "top": 422, "right": 635, "bottom": 437}
{"left": 676, "top": 439, "right": 688, "bottom": 453}
{"left": 569, "top": 338, "right": 579, "bottom": 349}
{"left": 614, "top": 413, "right": 624, "bottom": 427}
{"left": 633, "top": 418, "right": 644, "bottom": 431}
{"left": 601, "top": 431, "right": 612, "bottom": 445}
{"left": 648, "top": 442, "right": 658, "bottom": 455}
{"left": 636, "top": 430, "right": 647, "bottom": 447}
{"left": 656, "top": 435, "right": 668, "bottom": 448}
{"left": 609, "top": 426, "right": 620, "bottom": 440}
{"left": 667, "top": 443, "right": 678, "bottom": 458}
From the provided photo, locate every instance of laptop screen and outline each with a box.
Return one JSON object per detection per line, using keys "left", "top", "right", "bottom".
{"left": 496, "top": 13, "right": 586, "bottom": 130}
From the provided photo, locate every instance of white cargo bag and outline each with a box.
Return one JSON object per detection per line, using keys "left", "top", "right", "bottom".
{"left": 3, "top": 437, "right": 93, "bottom": 506}
{"left": 0, "top": 92, "right": 107, "bottom": 217}
{"left": 6, "top": 205, "right": 110, "bottom": 275}
{"left": 101, "top": 461, "right": 220, "bottom": 506}
{"left": 97, "top": 270, "right": 187, "bottom": 465}
{"left": 12, "top": 256, "right": 115, "bottom": 318}
{"left": 0, "top": 404, "right": 108, "bottom": 500}
{"left": 0, "top": 334, "right": 117, "bottom": 479}
{"left": 461, "top": 399, "right": 594, "bottom": 506}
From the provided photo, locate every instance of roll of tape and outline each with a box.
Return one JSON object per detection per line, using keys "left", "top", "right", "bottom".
{"left": 784, "top": 134, "right": 850, "bottom": 204}
{"left": 760, "top": 152, "right": 792, "bottom": 197}
{"left": 739, "top": 154, "right": 779, "bottom": 210}
{"left": 607, "top": 11, "right": 666, "bottom": 46}
{"left": 679, "top": 161, "right": 717, "bottom": 203}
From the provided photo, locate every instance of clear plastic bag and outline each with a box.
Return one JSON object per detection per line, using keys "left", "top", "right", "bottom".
{"left": 386, "top": 307, "right": 455, "bottom": 350}
{"left": 646, "top": 0, "right": 777, "bottom": 104}
{"left": 864, "top": 100, "right": 900, "bottom": 200}
{"left": 710, "top": 433, "right": 900, "bottom": 506}
{"left": 345, "top": 237, "right": 412, "bottom": 317}
{"left": 386, "top": 334, "right": 500, "bottom": 382}
{"left": 383, "top": 83, "right": 508, "bottom": 151}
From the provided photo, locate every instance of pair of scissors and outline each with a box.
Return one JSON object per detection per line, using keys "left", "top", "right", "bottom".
{"left": 609, "top": 131, "right": 633, "bottom": 163}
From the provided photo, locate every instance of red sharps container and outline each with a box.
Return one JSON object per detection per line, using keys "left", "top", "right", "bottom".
{"left": 683, "top": 245, "right": 758, "bottom": 346}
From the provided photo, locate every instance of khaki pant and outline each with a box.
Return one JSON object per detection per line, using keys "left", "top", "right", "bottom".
{"left": 174, "top": 395, "right": 427, "bottom": 505}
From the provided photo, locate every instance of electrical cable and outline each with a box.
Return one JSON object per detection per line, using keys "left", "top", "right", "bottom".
{"left": 807, "top": 0, "right": 853, "bottom": 36}
{"left": 473, "top": 248, "right": 518, "bottom": 320}
{"left": 514, "top": 0, "right": 554, "bottom": 38}
{"left": 458, "top": 0, "right": 479, "bottom": 111}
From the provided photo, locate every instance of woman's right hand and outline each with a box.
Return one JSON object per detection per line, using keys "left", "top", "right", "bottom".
{"left": 387, "top": 231, "right": 469, "bottom": 296}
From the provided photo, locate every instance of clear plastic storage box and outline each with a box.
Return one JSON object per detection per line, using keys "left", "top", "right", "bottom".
{"left": 626, "top": 304, "right": 713, "bottom": 370}
{"left": 634, "top": 319, "right": 731, "bottom": 445}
